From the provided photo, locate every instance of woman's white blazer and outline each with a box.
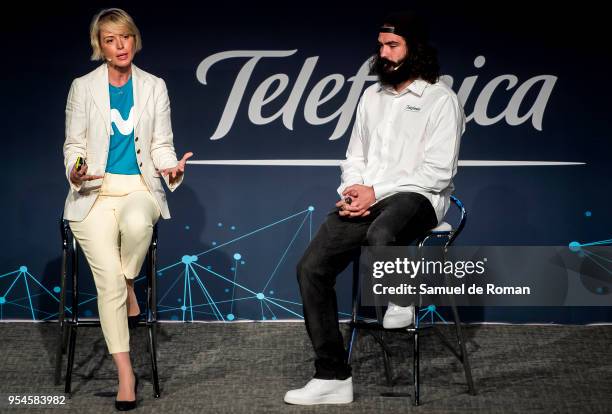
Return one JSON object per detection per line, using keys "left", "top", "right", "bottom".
{"left": 63, "top": 63, "right": 183, "bottom": 221}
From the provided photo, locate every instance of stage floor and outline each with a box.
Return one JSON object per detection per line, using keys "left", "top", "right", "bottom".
{"left": 1, "top": 322, "right": 611, "bottom": 413}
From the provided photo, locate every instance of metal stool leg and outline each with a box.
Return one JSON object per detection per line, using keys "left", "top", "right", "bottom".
{"left": 147, "top": 324, "right": 161, "bottom": 398}
{"left": 65, "top": 239, "right": 79, "bottom": 396}
{"left": 449, "top": 296, "right": 476, "bottom": 395}
{"left": 65, "top": 325, "right": 77, "bottom": 396}
{"left": 413, "top": 323, "right": 420, "bottom": 406}
{"left": 443, "top": 239, "right": 476, "bottom": 397}
{"left": 147, "top": 228, "right": 161, "bottom": 398}
{"left": 346, "top": 259, "right": 360, "bottom": 362}
{"left": 54, "top": 319, "right": 67, "bottom": 385}
{"left": 55, "top": 240, "right": 69, "bottom": 385}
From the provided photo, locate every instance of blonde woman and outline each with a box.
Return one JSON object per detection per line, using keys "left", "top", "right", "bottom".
{"left": 62, "top": 8, "right": 192, "bottom": 411}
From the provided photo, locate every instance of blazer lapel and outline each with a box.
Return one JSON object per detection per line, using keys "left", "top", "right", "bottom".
{"left": 132, "top": 64, "right": 151, "bottom": 130}
{"left": 89, "top": 64, "right": 111, "bottom": 136}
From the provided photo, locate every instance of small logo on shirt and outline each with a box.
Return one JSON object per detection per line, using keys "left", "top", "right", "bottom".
{"left": 405, "top": 105, "right": 421, "bottom": 112}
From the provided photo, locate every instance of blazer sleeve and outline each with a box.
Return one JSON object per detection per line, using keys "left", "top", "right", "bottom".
{"left": 150, "top": 77, "right": 183, "bottom": 191}
{"left": 63, "top": 78, "right": 87, "bottom": 193}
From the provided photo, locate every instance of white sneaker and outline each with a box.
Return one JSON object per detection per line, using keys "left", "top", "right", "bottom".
{"left": 382, "top": 302, "right": 415, "bottom": 329}
{"left": 284, "top": 377, "right": 354, "bottom": 405}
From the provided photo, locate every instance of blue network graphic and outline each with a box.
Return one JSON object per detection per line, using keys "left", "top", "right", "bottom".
{"left": 1, "top": 209, "right": 611, "bottom": 321}
{"left": 567, "top": 211, "right": 612, "bottom": 287}
{"left": 0, "top": 266, "right": 62, "bottom": 320}
{"left": 416, "top": 305, "right": 448, "bottom": 327}
{"left": 0, "top": 207, "right": 318, "bottom": 321}
{"left": 568, "top": 237, "right": 612, "bottom": 295}
{"left": 150, "top": 206, "right": 316, "bottom": 321}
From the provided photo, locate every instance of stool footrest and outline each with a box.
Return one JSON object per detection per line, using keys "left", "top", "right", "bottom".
{"left": 64, "top": 320, "right": 157, "bottom": 327}
{"left": 65, "top": 320, "right": 101, "bottom": 327}
{"left": 380, "top": 392, "right": 412, "bottom": 398}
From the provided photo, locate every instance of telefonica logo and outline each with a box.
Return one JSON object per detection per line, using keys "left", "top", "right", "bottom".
{"left": 110, "top": 107, "right": 134, "bottom": 136}
{"left": 193, "top": 50, "right": 583, "bottom": 167}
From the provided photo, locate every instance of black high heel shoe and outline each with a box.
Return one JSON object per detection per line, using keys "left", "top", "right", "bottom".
{"left": 115, "top": 374, "right": 138, "bottom": 411}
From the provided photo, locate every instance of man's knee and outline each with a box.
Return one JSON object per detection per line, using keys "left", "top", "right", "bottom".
{"left": 366, "top": 226, "right": 395, "bottom": 246}
{"left": 297, "top": 253, "right": 318, "bottom": 286}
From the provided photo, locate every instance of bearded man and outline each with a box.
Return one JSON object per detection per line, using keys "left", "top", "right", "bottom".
{"left": 284, "top": 10, "right": 465, "bottom": 405}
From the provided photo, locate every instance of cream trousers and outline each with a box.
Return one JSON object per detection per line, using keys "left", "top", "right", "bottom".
{"left": 69, "top": 173, "right": 160, "bottom": 354}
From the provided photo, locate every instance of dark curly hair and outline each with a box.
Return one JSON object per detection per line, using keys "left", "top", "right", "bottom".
{"left": 371, "top": 11, "right": 440, "bottom": 85}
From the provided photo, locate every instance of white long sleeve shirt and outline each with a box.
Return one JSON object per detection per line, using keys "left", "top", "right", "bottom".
{"left": 338, "top": 78, "right": 465, "bottom": 223}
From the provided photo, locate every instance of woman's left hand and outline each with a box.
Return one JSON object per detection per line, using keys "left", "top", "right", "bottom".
{"left": 160, "top": 152, "right": 193, "bottom": 185}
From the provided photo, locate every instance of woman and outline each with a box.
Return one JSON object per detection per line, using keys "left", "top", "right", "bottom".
{"left": 62, "top": 8, "right": 192, "bottom": 411}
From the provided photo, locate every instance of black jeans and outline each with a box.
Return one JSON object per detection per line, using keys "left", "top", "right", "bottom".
{"left": 297, "top": 192, "right": 437, "bottom": 380}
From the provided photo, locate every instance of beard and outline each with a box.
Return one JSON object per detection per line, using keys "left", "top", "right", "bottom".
{"left": 371, "top": 54, "right": 414, "bottom": 86}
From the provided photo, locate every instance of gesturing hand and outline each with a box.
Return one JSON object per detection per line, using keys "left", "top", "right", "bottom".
{"left": 160, "top": 152, "right": 193, "bottom": 185}
{"left": 70, "top": 163, "right": 103, "bottom": 185}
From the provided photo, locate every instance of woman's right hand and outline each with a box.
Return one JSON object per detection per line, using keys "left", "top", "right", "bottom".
{"left": 70, "top": 163, "right": 104, "bottom": 185}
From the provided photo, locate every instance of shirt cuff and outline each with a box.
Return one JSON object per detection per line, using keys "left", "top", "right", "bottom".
{"left": 163, "top": 170, "right": 184, "bottom": 192}
{"left": 66, "top": 160, "right": 82, "bottom": 193}
{"left": 373, "top": 181, "right": 395, "bottom": 201}
{"left": 337, "top": 179, "right": 363, "bottom": 197}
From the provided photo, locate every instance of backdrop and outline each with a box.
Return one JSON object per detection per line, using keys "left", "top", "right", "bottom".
{"left": 1, "top": 1, "right": 610, "bottom": 323}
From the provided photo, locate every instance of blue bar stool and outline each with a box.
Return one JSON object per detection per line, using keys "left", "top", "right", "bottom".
{"left": 347, "top": 195, "right": 476, "bottom": 405}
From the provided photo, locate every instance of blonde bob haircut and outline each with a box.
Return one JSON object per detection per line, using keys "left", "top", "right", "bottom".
{"left": 89, "top": 8, "right": 142, "bottom": 61}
